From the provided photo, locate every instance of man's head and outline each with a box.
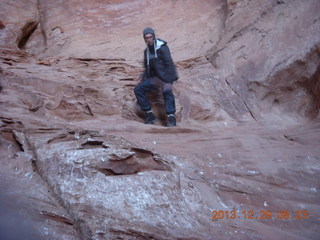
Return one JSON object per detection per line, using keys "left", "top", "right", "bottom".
{"left": 143, "top": 27, "right": 155, "bottom": 46}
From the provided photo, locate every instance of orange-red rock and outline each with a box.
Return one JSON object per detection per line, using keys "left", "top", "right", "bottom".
{"left": 0, "top": 1, "right": 319, "bottom": 239}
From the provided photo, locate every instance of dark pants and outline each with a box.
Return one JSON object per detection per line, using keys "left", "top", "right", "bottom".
{"left": 134, "top": 77, "right": 176, "bottom": 115}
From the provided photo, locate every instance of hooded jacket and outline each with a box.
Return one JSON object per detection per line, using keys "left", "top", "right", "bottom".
{"left": 143, "top": 38, "right": 179, "bottom": 83}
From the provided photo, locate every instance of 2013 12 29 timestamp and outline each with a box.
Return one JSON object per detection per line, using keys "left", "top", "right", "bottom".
{"left": 211, "top": 210, "right": 309, "bottom": 220}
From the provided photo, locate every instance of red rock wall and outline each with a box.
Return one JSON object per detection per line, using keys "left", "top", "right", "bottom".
{"left": 1, "top": 1, "right": 320, "bottom": 240}
{"left": 208, "top": 0, "right": 320, "bottom": 121}
{"left": 1, "top": 0, "right": 319, "bottom": 122}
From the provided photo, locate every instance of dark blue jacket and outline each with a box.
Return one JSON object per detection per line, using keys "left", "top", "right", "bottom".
{"left": 143, "top": 39, "right": 178, "bottom": 83}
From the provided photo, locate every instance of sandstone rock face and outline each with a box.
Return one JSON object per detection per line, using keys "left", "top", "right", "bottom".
{"left": 209, "top": 0, "right": 320, "bottom": 122}
{"left": 1, "top": 0, "right": 320, "bottom": 240}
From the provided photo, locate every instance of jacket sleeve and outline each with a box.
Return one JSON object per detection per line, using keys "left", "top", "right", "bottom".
{"left": 160, "top": 45, "right": 175, "bottom": 67}
{"left": 157, "top": 45, "right": 179, "bottom": 83}
{"left": 141, "top": 50, "right": 147, "bottom": 80}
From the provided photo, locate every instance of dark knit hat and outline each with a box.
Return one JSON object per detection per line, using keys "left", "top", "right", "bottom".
{"left": 143, "top": 27, "right": 155, "bottom": 37}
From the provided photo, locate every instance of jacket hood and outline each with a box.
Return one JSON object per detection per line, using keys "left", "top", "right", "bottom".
{"left": 146, "top": 38, "right": 167, "bottom": 65}
{"left": 154, "top": 39, "right": 166, "bottom": 51}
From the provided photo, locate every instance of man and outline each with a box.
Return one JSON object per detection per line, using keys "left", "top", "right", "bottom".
{"left": 134, "top": 27, "right": 179, "bottom": 127}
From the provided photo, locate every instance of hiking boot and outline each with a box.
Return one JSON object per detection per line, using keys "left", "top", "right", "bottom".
{"left": 167, "top": 114, "right": 176, "bottom": 127}
{"left": 144, "top": 112, "right": 158, "bottom": 124}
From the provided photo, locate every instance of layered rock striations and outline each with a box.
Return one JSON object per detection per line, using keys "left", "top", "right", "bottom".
{"left": 209, "top": 0, "right": 320, "bottom": 122}
{"left": 1, "top": 0, "right": 320, "bottom": 239}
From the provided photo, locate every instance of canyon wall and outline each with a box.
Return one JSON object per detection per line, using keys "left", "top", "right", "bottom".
{"left": 1, "top": 0, "right": 320, "bottom": 239}
{"left": 1, "top": 0, "right": 319, "bottom": 123}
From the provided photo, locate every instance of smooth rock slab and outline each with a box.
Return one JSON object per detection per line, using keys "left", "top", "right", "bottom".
{"left": 26, "top": 129, "right": 227, "bottom": 240}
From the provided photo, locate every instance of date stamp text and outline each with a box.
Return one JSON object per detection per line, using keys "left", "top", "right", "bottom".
{"left": 211, "top": 210, "right": 309, "bottom": 220}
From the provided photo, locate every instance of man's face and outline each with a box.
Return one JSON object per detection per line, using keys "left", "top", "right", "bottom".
{"left": 144, "top": 33, "right": 154, "bottom": 46}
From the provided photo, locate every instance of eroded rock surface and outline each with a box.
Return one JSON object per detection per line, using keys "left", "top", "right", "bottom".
{"left": 1, "top": 0, "right": 320, "bottom": 239}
